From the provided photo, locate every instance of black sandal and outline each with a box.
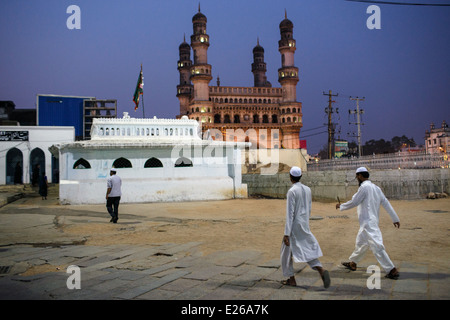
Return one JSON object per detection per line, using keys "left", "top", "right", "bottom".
{"left": 385, "top": 269, "right": 399, "bottom": 280}
{"left": 321, "top": 270, "right": 331, "bottom": 288}
{"left": 281, "top": 279, "right": 296, "bottom": 286}
{"left": 342, "top": 262, "right": 357, "bottom": 271}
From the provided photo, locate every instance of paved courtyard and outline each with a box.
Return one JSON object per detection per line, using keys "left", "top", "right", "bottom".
{"left": 0, "top": 185, "right": 448, "bottom": 302}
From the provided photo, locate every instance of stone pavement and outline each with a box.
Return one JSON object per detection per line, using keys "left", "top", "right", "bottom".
{"left": 0, "top": 242, "right": 448, "bottom": 300}
{"left": 0, "top": 185, "right": 449, "bottom": 301}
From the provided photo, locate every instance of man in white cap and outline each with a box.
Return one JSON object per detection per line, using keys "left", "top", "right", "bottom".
{"left": 281, "top": 166, "right": 330, "bottom": 288}
{"left": 336, "top": 167, "right": 400, "bottom": 279}
{"left": 106, "top": 168, "right": 122, "bottom": 223}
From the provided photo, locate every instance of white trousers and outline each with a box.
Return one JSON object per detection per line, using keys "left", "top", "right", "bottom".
{"left": 280, "top": 242, "right": 322, "bottom": 278}
{"left": 349, "top": 228, "right": 395, "bottom": 273}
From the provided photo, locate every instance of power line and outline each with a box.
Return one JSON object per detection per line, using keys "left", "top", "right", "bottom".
{"left": 346, "top": 0, "right": 450, "bottom": 6}
{"left": 300, "top": 125, "right": 328, "bottom": 133}
{"left": 300, "top": 130, "right": 328, "bottom": 139}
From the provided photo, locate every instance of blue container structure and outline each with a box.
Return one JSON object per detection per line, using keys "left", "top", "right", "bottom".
{"left": 37, "top": 94, "right": 94, "bottom": 140}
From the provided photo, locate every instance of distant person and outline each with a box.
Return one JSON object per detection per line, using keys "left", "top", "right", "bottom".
{"left": 32, "top": 164, "right": 40, "bottom": 187}
{"left": 39, "top": 171, "right": 48, "bottom": 200}
{"left": 281, "top": 166, "right": 330, "bottom": 288}
{"left": 336, "top": 167, "right": 400, "bottom": 279}
{"left": 106, "top": 168, "right": 122, "bottom": 223}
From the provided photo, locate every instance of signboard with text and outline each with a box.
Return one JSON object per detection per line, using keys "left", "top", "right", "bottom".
{"left": 0, "top": 131, "right": 29, "bottom": 141}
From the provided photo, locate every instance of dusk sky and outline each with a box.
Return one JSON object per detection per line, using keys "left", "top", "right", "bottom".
{"left": 1, "top": 0, "right": 449, "bottom": 154}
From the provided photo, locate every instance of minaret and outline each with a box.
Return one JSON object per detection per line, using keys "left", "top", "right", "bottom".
{"left": 278, "top": 10, "right": 298, "bottom": 102}
{"left": 252, "top": 38, "right": 271, "bottom": 87}
{"left": 278, "top": 11, "right": 302, "bottom": 149}
{"left": 189, "top": 5, "right": 213, "bottom": 124}
{"left": 177, "top": 34, "right": 193, "bottom": 116}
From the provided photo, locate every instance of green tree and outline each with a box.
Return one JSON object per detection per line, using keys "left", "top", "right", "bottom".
{"left": 391, "top": 135, "right": 416, "bottom": 151}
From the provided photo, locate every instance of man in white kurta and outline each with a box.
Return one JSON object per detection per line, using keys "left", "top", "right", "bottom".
{"left": 337, "top": 167, "right": 400, "bottom": 279}
{"left": 281, "top": 167, "right": 330, "bottom": 288}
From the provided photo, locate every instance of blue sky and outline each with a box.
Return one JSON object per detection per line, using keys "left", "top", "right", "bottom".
{"left": 1, "top": 0, "right": 449, "bottom": 154}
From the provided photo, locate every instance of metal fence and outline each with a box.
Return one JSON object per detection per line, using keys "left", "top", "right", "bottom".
{"left": 307, "top": 151, "right": 450, "bottom": 171}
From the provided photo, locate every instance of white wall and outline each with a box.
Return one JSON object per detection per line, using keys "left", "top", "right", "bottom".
{"left": 0, "top": 126, "right": 75, "bottom": 184}
{"left": 56, "top": 141, "right": 247, "bottom": 204}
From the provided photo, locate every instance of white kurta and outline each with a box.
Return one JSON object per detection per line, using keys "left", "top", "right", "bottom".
{"left": 340, "top": 180, "right": 400, "bottom": 272}
{"left": 283, "top": 182, "right": 323, "bottom": 263}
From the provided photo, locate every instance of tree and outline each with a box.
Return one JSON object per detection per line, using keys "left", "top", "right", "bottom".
{"left": 391, "top": 135, "right": 416, "bottom": 151}
{"left": 363, "top": 139, "right": 394, "bottom": 155}
{"left": 362, "top": 135, "right": 417, "bottom": 155}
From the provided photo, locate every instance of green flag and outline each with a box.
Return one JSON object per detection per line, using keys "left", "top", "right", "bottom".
{"left": 133, "top": 65, "right": 144, "bottom": 111}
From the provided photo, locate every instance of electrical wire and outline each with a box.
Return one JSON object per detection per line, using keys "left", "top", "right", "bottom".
{"left": 346, "top": 0, "right": 450, "bottom": 6}
{"left": 299, "top": 130, "right": 328, "bottom": 138}
{"left": 299, "top": 125, "right": 328, "bottom": 133}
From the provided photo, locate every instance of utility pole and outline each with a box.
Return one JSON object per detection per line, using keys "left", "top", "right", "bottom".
{"left": 349, "top": 96, "right": 365, "bottom": 157}
{"left": 323, "top": 90, "right": 339, "bottom": 159}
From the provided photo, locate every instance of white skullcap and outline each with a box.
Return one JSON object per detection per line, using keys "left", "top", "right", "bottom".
{"left": 110, "top": 168, "right": 117, "bottom": 172}
{"left": 356, "top": 167, "right": 368, "bottom": 174}
{"left": 290, "top": 166, "right": 302, "bottom": 177}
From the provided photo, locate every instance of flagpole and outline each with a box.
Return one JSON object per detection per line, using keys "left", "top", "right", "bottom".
{"left": 141, "top": 63, "right": 145, "bottom": 118}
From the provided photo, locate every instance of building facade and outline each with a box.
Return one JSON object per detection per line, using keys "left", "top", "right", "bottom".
{"left": 176, "top": 8, "right": 302, "bottom": 149}
{"left": 0, "top": 126, "right": 75, "bottom": 185}
{"left": 50, "top": 113, "right": 248, "bottom": 204}
{"left": 425, "top": 120, "right": 449, "bottom": 154}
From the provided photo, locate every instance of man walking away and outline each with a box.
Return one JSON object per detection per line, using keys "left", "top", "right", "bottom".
{"left": 106, "top": 168, "right": 122, "bottom": 223}
{"left": 336, "top": 167, "right": 400, "bottom": 279}
{"left": 281, "top": 166, "right": 330, "bottom": 288}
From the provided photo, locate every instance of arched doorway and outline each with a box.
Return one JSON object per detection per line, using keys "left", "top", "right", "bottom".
{"left": 52, "top": 155, "right": 59, "bottom": 183}
{"left": 6, "top": 148, "right": 23, "bottom": 185}
{"left": 30, "top": 148, "right": 45, "bottom": 186}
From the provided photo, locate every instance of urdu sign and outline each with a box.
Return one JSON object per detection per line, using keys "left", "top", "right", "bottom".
{"left": 0, "top": 131, "right": 29, "bottom": 141}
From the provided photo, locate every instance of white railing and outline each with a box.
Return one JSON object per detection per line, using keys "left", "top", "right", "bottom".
{"left": 90, "top": 113, "right": 201, "bottom": 141}
{"left": 307, "top": 151, "right": 450, "bottom": 171}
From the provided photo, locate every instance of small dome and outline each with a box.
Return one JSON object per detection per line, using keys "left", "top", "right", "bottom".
{"left": 279, "top": 18, "right": 293, "bottom": 30}
{"left": 193, "top": 12, "right": 206, "bottom": 22}
{"left": 253, "top": 38, "right": 264, "bottom": 53}
{"left": 253, "top": 44, "right": 264, "bottom": 53}
{"left": 179, "top": 41, "right": 190, "bottom": 50}
{"left": 279, "top": 10, "right": 293, "bottom": 30}
{"left": 192, "top": 6, "right": 207, "bottom": 23}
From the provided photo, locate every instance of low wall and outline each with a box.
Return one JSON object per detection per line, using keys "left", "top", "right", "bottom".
{"left": 60, "top": 176, "right": 247, "bottom": 205}
{"left": 243, "top": 168, "right": 450, "bottom": 201}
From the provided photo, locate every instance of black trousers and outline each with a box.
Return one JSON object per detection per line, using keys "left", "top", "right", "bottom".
{"left": 106, "top": 196, "right": 121, "bottom": 219}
